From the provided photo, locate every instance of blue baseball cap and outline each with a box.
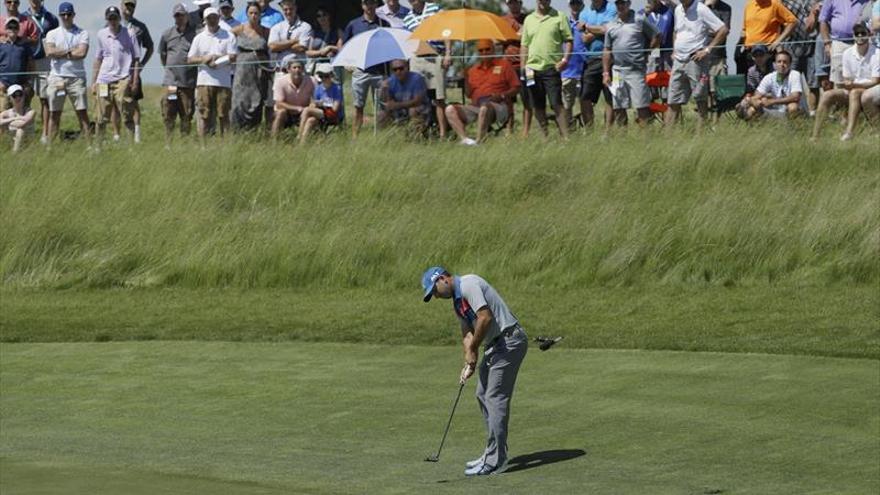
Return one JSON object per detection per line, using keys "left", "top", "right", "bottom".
{"left": 59, "top": 2, "right": 75, "bottom": 15}
{"left": 421, "top": 266, "right": 447, "bottom": 302}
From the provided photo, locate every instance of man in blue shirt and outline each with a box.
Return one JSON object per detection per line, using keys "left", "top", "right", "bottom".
{"left": 24, "top": 0, "right": 58, "bottom": 144}
{"left": 578, "top": 0, "right": 617, "bottom": 127}
{"left": 562, "top": 0, "right": 587, "bottom": 126}
{"left": 234, "top": 0, "right": 283, "bottom": 28}
{"left": 378, "top": 59, "right": 429, "bottom": 132}
{"left": 0, "top": 17, "right": 33, "bottom": 112}
{"left": 642, "top": 0, "right": 674, "bottom": 72}
{"left": 344, "top": 0, "right": 390, "bottom": 137}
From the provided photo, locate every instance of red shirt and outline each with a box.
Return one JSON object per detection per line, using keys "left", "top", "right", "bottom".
{"left": 467, "top": 58, "right": 521, "bottom": 105}
{"left": 0, "top": 14, "right": 39, "bottom": 45}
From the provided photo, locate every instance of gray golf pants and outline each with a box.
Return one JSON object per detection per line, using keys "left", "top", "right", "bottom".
{"left": 476, "top": 325, "right": 528, "bottom": 469}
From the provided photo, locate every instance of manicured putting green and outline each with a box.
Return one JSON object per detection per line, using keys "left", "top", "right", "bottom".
{"left": 1, "top": 342, "right": 877, "bottom": 494}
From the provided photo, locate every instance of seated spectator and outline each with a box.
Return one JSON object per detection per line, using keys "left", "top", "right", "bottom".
{"left": 741, "top": 49, "right": 804, "bottom": 119}
{"left": 0, "top": 84, "right": 35, "bottom": 153}
{"left": 312, "top": 62, "right": 344, "bottom": 128}
{"left": 737, "top": 44, "right": 774, "bottom": 116}
{"left": 445, "top": 40, "right": 520, "bottom": 145}
{"left": 811, "top": 23, "right": 877, "bottom": 140}
{"left": 378, "top": 59, "right": 430, "bottom": 132}
{"left": 860, "top": 49, "right": 880, "bottom": 125}
{"left": 0, "top": 17, "right": 34, "bottom": 112}
{"left": 271, "top": 55, "right": 317, "bottom": 143}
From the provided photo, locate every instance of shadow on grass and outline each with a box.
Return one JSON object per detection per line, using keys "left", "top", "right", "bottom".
{"left": 504, "top": 449, "right": 587, "bottom": 473}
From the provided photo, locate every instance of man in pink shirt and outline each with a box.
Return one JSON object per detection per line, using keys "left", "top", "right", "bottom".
{"left": 271, "top": 54, "right": 317, "bottom": 142}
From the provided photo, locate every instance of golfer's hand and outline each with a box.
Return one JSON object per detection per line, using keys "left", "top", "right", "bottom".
{"left": 459, "top": 363, "right": 475, "bottom": 384}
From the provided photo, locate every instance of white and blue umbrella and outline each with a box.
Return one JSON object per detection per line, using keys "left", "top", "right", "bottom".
{"left": 331, "top": 28, "right": 419, "bottom": 69}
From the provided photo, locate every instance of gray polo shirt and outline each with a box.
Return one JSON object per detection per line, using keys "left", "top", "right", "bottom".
{"left": 159, "top": 24, "right": 197, "bottom": 88}
{"left": 454, "top": 274, "right": 519, "bottom": 347}
{"left": 604, "top": 11, "right": 659, "bottom": 71}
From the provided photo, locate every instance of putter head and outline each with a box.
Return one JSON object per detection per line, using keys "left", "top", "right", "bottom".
{"left": 535, "top": 336, "right": 564, "bottom": 351}
{"left": 425, "top": 455, "right": 440, "bottom": 462}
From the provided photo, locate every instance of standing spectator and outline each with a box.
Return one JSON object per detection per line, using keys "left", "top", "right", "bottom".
{"left": 740, "top": 49, "right": 804, "bottom": 119}
{"left": 231, "top": 2, "right": 271, "bottom": 131}
{"left": 343, "top": 0, "right": 390, "bottom": 138}
{"left": 403, "top": 1, "right": 452, "bottom": 140}
{"left": 578, "top": 0, "right": 617, "bottom": 128}
{"left": 0, "top": 0, "right": 38, "bottom": 48}
{"left": 819, "top": 0, "right": 870, "bottom": 86}
{"left": 0, "top": 17, "right": 32, "bottom": 112}
{"left": 159, "top": 3, "right": 197, "bottom": 147}
{"left": 187, "top": 7, "right": 237, "bottom": 146}
{"left": 377, "top": 59, "right": 430, "bottom": 133}
{"left": 271, "top": 55, "right": 317, "bottom": 143}
{"left": 602, "top": 0, "right": 660, "bottom": 127}
{"left": 562, "top": 0, "right": 587, "bottom": 127}
{"left": 305, "top": 6, "right": 343, "bottom": 80}
{"left": 445, "top": 40, "right": 521, "bottom": 145}
{"left": 91, "top": 6, "right": 141, "bottom": 145}
{"left": 219, "top": 0, "right": 241, "bottom": 32}
{"left": 235, "top": 0, "right": 283, "bottom": 29}
{"left": 705, "top": 0, "right": 732, "bottom": 116}
{"left": 377, "top": 0, "right": 410, "bottom": 29}
{"left": 121, "top": 0, "right": 152, "bottom": 144}
{"left": 665, "top": 0, "right": 728, "bottom": 130}
{"left": 521, "top": 0, "right": 573, "bottom": 138}
{"left": 0, "top": 84, "right": 34, "bottom": 152}
{"left": 23, "top": 0, "right": 58, "bottom": 145}
{"left": 643, "top": 0, "right": 674, "bottom": 72}
{"left": 872, "top": 0, "right": 879, "bottom": 47}
{"left": 311, "top": 62, "right": 344, "bottom": 130}
{"left": 43, "top": 1, "right": 89, "bottom": 146}
{"left": 782, "top": 0, "right": 822, "bottom": 111}
{"left": 189, "top": 0, "right": 211, "bottom": 32}
{"left": 743, "top": 0, "right": 798, "bottom": 50}
{"left": 502, "top": 0, "right": 530, "bottom": 132}
{"left": 812, "top": 23, "right": 877, "bottom": 139}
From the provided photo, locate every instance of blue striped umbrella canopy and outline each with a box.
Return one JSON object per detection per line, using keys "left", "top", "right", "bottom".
{"left": 331, "top": 28, "right": 418, "bottom": 70}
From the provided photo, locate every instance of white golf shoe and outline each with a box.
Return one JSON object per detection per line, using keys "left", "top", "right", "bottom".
{"left": 465, "top": 459, "right": 508, "bottom": 476}
{"left": 465, "top": 455, "right": 485, "bottom": 469}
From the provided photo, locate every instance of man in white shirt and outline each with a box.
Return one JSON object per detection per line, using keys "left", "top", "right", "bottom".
{"left": 376, "top": 0, "right": 410, "bottom": 28}
{"left": 186, "top": 7, "right": 237, "bottom": 145}
{"left": 42, "top": 1, "right": 90, "bottom": 146}
{"left": 268, "top": 0, "right": 310, "bottom": 72}
{"left": 859, "top": 49, "right": 880, "bottom": 124}
{"left": 741, "top": 49, "right": 804, "bottom": 119}
{"left": 664, "top": 0, "right": 728, "bottom": 129}
{"left": 811, "top": 23, "right": 877, "bottom": 140}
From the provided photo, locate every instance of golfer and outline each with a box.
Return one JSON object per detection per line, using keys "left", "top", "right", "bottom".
{"left": 422, "top": 266, "right": 528, "bottom": 476}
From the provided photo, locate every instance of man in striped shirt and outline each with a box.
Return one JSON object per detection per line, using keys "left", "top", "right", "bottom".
{"left": 403, "top": 0, "right": 452, "bottom": 139}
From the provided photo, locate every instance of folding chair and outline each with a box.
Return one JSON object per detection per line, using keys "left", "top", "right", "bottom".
{"left": 646, "top": 70, "right": 670, "bottom": 122}
{"left": 712, "top": 74, "right": 746, "bottom": 118}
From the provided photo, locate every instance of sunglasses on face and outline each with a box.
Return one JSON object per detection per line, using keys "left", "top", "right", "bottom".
{"left": 6, "top": 0, "right": 20, "bottom": 5}
{"left": 392, "top": 66, "right": 406, "bottom": 72}
{"left": 319, "top": 73, "right": 332, "bottom": 78}
{"left": 477, "top": 48, "right": 492, "bottom": 53}
{"left": 11, "top": 92, "right": 23, "bottom": 98}
{"left": 60, "top": 13, "right": 73, "bottom": 17}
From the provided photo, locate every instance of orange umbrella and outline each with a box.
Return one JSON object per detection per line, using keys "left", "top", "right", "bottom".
{"left": 409, "top": 9, "right": 520, "bottom": 42}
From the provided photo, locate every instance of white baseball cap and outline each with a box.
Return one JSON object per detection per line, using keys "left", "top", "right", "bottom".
{"left": 7, "top": 84, "right": 24, "bottom": 96}
{"left": 203, "top": 7, "right": 220, "bottom": 17}
{"left": 315, "top": 63, "right": 334, "bottom": 75}
{"left": 194, "top": 0, "right": 212, "bottom": 6}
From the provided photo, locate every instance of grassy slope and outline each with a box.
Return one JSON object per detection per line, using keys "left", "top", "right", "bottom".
{"left": 1, "top": 342, "right": 878, "bottom": 494}
{"left": 1, "top": 286, "right": 878, "bottom": 359}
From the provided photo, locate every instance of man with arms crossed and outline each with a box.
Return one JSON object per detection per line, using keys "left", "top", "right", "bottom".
{"left": 43, "top": 1, "right": 89, "bottom": 146}
{"left": 187, "top": 7, "right": 237, "bottom": 146}
{"left": 422, "top": 266, "right": 528, "bottom": 477}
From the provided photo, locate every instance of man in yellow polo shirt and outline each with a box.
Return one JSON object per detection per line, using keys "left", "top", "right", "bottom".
{"left": 743, "top": 0, "right": 797, "bottom": 51}
{"left": 521, "top": 0, "right": 572, "bottom": 138}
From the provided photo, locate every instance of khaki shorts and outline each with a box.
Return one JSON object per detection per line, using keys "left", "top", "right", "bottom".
{"left": 707, "top": 56, "right": 727, "bottom": 93}
{"left": 0, "top": 85, "right": 7, "bottom": 112}
{"left": 668, "top": 57, "right": 710, "bottom": 105}
{"left": 161, "top": 86, "right": 196, "bottom": 124}
{"left": 863, "top": 85, "right": 880, "bottom": 107}
{"left": 33, "top": 58, "right": 51, "bottom": 99}
{"left": 561, "top": 77, "right": 580, "bottom": 111}
{"left": 47, "top": 75, "right": 88, "bottom": 112}
{"left": 409, "top": 56, "right": 446, "bottom": 101}
{"left": 829, "top": 40, "right": 851, "bottom": 85}
{"left": 460, "top": 101, "right": 509, "bottom": 125}
{"left": 610, "top": 67, "right": 651, "bottom": 110}
{"left": 96, "top": 78, "right": 136, "bottom": 124}
{"left": 196, "top": 85, "right": 231, "bottom": 121}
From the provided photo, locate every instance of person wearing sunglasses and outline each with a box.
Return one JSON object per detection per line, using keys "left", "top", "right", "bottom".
{"left": 378, "top": 59, "right": 431, "bottom": 134}
{"left": 445, "top": 40, "right": 521, "bottom": 145}
{"left": 43, "top": 1, "right": 90, "bottom": 146}
{"left": 159, "top": 3, "right": 197, "bottom": 147}
{"left": 0, "top": 0, "right": 38, "bottom": 46}
{"left": 812, "top": 22, "right": 878, "bottom": 140}
{"left": 91, "top": 5, "right": 141, "bottom": 146}
{"left": 23, "top": 0, "right": 58, "bottom": 145}
{"left": 0, "top": 16, "right": 34, "bottom": 113}
{"left": 0, "top": 83, "right": 35, "bottom": 152}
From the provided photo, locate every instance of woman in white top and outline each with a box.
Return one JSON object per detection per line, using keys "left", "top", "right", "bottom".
{"left": 0, "top": 84, "right": 36, "bottom": 153}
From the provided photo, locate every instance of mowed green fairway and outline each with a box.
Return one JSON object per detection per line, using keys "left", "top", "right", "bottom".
{"left": 1, "top": 342, "right": 877, "bottom": 494}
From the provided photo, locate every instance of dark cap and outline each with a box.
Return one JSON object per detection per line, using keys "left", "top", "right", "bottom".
{"left": 105, "top": 6, "right": 121, "bottom": 19}
{"left": 852, "top": 23, "right": 870, "bottom": 35}
{"left": 218, "top": 0, "right": 234, "bottom": 8}
{"left": 58, "top": 2, "right": 75, "bottom": 15}
{"left": 751, "top": 43, "right": 769, "bottom": 55}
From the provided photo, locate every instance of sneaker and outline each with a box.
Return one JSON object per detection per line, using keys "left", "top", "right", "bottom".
{"left": 460, "top": 138, "right": 478, "bottom": 146}
{"left": 464, "top": 462, "right": 485, "bottom": 476}
{"left": 840, "top": 132, "right": 852, "bottom": 142}
{"left": 465, "top": 455, "right": 485, "bottom": 469}
{"left": 39, "top": 134, "right": 48, "bottom": 145}
{"left": 465, "top": 459, "right": 508, "bottom": 476}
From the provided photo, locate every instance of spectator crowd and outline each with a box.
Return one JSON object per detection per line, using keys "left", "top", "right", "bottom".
{"left": 0, "top": 0, "right": 878, "bottom": 152}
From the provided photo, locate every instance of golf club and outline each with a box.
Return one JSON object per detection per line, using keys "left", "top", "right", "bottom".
{"left": 425, "top": 381, "right": 465, "bottom": 462}
{"left": 535, "top": 336, "right": 564, "bottom": 351}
